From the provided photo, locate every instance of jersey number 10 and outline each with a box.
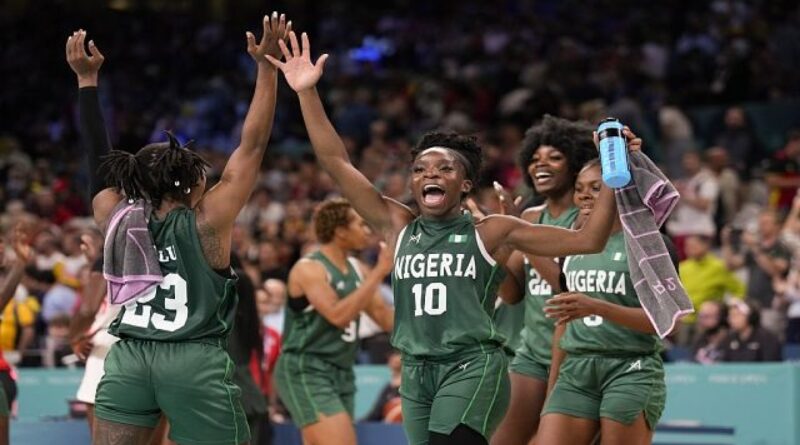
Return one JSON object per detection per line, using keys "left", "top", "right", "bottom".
{"left": 412, "top": 283, "right": 447, "bottom": 316}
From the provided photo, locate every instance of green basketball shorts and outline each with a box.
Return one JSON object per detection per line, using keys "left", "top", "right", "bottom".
{"left": 94, "top": 339, "right": 250, "bottom": 445}
{"left": 274, "top": 353, "right": 355, "bottom": 428}
{"left": 543, "top": 353, "right": 666, "bottom": 428}
{"left": 508, "top": 340, "right": 549, "bottom": 381}
{"left": 400, "top": 346, "right": 510, "bottom": 445}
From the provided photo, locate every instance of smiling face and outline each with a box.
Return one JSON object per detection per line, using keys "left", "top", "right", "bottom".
{"left": 527, "top": 145, "right": 572, "bottom": 196}
{"left": 411, "top": 148, "right": 472, "bottom": 218}
{"left": 573, "top": 162, "right": 602, "bottom": 218}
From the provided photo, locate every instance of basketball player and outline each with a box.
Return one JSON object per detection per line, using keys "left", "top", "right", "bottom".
{"left": 275, "top": 198, "right": 394, "bottom": 445}
{"left": 536, "top": 160, "right": 675, "bottom": 445}
{"left": 492, "top": 116, "right": 597, "bottom": 445}
{"left": 266, "top": 32, "right": 640, "bottom": 445}
{"left": 68, "top": 13, "right": 290, "bottom": 445}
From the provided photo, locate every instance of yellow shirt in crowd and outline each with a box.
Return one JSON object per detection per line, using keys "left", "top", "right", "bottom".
{"left": 0, "top": 295, "right": 40, "bottom": 351}
{"left": 679, "top": 253, "right": 745, "bottom": 322}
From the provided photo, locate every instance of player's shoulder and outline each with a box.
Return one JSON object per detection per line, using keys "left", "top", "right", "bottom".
{"left": 290, "top": 257, "right": 327, "bottom": 280}
{"left": 521, "top": 204, "right": 546, "bottom": 223}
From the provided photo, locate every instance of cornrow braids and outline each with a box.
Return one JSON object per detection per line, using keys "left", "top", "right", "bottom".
{"left": 518, "top": 115, "right": 597, "bottom": 192}
{"left": 411, "top": 131, "right": 483, "bottom": 186}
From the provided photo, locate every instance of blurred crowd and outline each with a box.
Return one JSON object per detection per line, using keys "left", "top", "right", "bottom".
{"left": 0, "top": 1, "right": 800, "bottom": 425}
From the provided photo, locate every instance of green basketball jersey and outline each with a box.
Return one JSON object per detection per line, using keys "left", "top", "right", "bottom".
{"left": 280, "top": 251, "right": 361, "bottom": 369}
{"left": 493, "top": 299, "right": 525, "bottom": 352}
{"left": 109, "top": 208, "right": 238, "bottom": 341}
{"left": 392, "top": 212, "right": 506, "bottom": 357}
{"left": 520, "top": 206, "right": 579, "bottom": 361}
{"left": 559, "top": 231, "right": 660, "bottom": 355}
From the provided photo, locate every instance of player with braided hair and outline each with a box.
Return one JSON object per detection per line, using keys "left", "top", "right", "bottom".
{"left": 67, "top": 12, "right": 290, "bottom": 445}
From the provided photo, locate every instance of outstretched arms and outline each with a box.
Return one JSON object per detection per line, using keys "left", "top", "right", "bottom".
{"left": 266, "top": 32, "right": 414, "bottom": 239}
{"left": 198, "top": 13, "right": 290, "bottom": 231}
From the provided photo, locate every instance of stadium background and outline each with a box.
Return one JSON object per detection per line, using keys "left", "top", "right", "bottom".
{"left": 2, "top": 0, "right": 800, "bottom": 443}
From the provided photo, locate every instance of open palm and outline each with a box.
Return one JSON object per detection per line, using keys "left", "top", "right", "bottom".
{"left": 266, "top": 31, "right": 329, "bottom": 92}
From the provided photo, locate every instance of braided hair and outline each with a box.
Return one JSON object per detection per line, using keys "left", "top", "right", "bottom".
{"left": 99, "top": 132, "right": 210, "bottom": 208}
{"left": 410, "top": 131, "right": 482, "bottom": 196}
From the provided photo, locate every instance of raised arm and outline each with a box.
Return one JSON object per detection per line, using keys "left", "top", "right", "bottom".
{"left": 289, "top": 244, "right": 394, "bottom": 329}
{"left": 266, "top": 32, "right": 415, "bottom": 237}
{"left": 0, "top": 226, "right": 33, "bottom": 310}
{"left": 480, "top": 185, "right": 617, "bottom": 258}
{"left": 66, "top": 30, "right": 121, "bottom": 226}
{"left": 198, "top": 13, "right": 289, "bottom": 230}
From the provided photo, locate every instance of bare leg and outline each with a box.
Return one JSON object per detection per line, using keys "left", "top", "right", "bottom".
{"left": 149, "top": 416, "right": 174, "bottom": 445}
{"left": 491, "top": 373, "right": 547, "bottom": 445}
{"left": 534, "top": 413, "right": 599, "bottom": 445}
{"left": 93, "top": 418, "right": 155, "bottom": 445}
{"left": 599, "top": 413, "right": 653, "bottom": 445}
{"left": 301, "top": 412, "right": 356, "bottom": 445}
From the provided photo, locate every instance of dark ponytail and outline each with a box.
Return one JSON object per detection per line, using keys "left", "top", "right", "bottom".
{"left": 101, "top": 131, "right": 210, "bottom": 207}
{"left": 99, "top": 150, "right": 145, "bottom": 201}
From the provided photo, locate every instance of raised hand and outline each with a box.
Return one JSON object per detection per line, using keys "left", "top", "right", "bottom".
{"left": 374, "top": 241, "right": 395, "bottom": 276}
{"left": 266, "top": 31, "right": 329, "bottom": 92}
{"left": 493, "top": 181, "right": 523, "bottom": 217}
{"left": 246, "top": 11, "right": 291, "bottom": 64}
{"left": 592, "top": 126, "right": 643, "bottom": 153}
{"left": 80, "top": 233, "right": 101, "bottom": 264}
{"left": 66, "top": 29, "right": 105, "bottom": 87}
{"left": 11, "top": 224, "right": 33, "bottom": 265}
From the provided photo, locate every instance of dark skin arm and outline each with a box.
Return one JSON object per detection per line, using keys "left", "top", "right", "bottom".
{"left": 544, "top": 292, "right": 657, "bottom": 334}
{"left": 0, "top": 227, "right": 33, "bottom": 310}
{"left": 266, "top": 32, "right": 415, "bottom": 243}
{"left": 547, "top": 322, "right": 566, "bottom": 396}
{"left": 195, "top": 13, "right": 289, "bottom": 269}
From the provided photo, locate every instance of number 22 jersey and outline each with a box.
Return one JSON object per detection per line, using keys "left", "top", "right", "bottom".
{"left": 392, "top": 212, "right": 506, "bottom": 357}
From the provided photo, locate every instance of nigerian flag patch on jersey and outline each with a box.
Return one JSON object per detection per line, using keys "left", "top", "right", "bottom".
{"left": 449, "top": 234, "right": 469, "bottom": 243}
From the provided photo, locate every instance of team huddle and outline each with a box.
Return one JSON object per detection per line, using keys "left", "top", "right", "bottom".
{"left": 59, "top": 11, "right": 681, "bottom": 445}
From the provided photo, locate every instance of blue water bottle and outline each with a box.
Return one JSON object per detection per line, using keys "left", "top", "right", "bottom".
{"left": 597, "top": 117, "right": 631, "bottom": 188}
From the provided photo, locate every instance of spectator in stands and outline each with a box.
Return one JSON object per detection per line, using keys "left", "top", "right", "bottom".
{"left": 691, "top": 301, "right": 729, "bottom": 364}
{"left": 722, "top": 210, "right": 791, "bottom": 335}
{"left": 257, "top": 279, "right": 286, "bottom": 424}
{"left": 0, "top": 285, "right": 39, "bottom": 364}
{"left": 657, "top": 106, "right": 695, "bottom": 179}
{"left": 777, "top": 192, "right": 800, "bottom": 343}
{"left": 679, "top": 235, "right": 744, "bottom": 342}
{"left": 362, "top": 350, "right": 402, "bottom": 423}
{"left": 763, "top": 129, "right": 800, "bottom": 212}
{"left": 668, "top": 151, "right": 720, "bottom": 258}
{"left": 714, "top": 106, "right": 758, "bottom": 178}
{"left": 705, "top": 146, "right": 742, "bottom": 233}
{"left": 720, "top": 299, "right": 782, "bottom": 362}
{"left": 36, "top": 268, "right": 77, "bottom": 324}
